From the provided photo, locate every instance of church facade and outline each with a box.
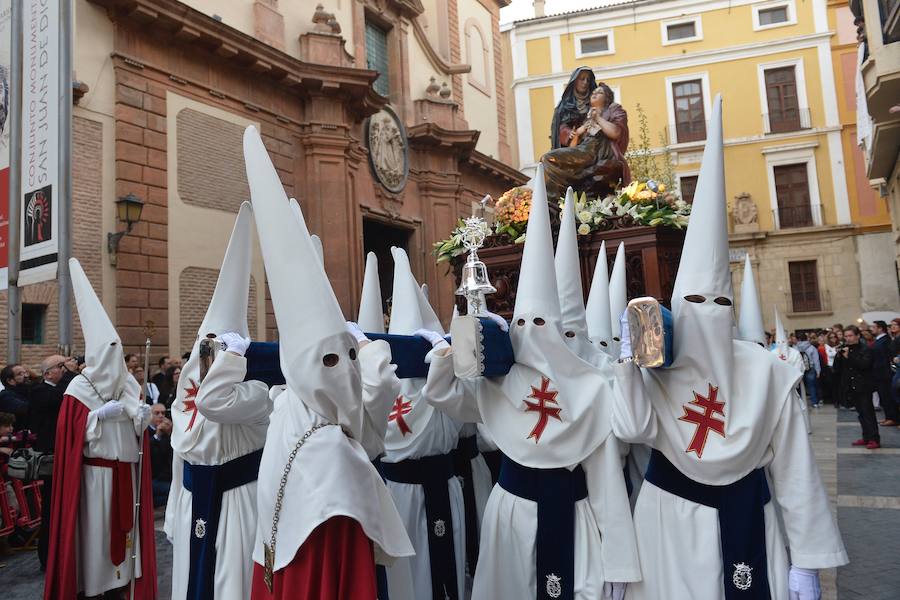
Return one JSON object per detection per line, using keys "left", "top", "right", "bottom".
{"left": 0, "top": 0, "right": 525, "bottom": 365}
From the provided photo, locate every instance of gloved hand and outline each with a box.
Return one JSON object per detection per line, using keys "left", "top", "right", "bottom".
{"left": 484, "top": 311, "right": 509, "bottom": 332}
{"left": 414, "top": 329, "right": 450, "bottom": 352}
{"left": 345, "top": 321, "right": 369, "bottom": 345}
{"left": 96, "top": 400, "right": 125, "bottom": 421}
{"left": 219, "top": 332, "right": 251, "bottom": 357}
{"left": 618, "top": 311, "right": 633, "bottom": 360}
{"left": 789, "top": 566, "right": 820, "bottom": 600}
{"left": 134, "top": 403, "right": 152, "bottom": 431}
{"left": 602, "top": 582, "right": 627, "bottom": 600}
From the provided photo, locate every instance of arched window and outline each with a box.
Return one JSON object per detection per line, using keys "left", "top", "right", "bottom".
{"left": 464, "top": 19, "right": 491, "bottom": 96}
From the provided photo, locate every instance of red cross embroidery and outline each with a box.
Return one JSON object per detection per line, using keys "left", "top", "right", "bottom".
{"left": 678, "top": 383, "right": 726, "bottom": 458}
{"left": 524, "top": 377, "right": 562, "bottom": 443}
{"left": 182, "top": 378, "right": 200, "bottom": 432}
{"left": 389, "top": 396, "right": 413, "bottom": 436}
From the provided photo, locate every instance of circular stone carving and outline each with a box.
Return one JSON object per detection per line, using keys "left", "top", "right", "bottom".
{"left": 366, "top": 107, "right": 409, "bottom": 193}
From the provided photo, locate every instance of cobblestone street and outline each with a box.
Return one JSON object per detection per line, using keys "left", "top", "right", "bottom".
{"left": 2, "top": 405, "right": 897, "bottom": 598}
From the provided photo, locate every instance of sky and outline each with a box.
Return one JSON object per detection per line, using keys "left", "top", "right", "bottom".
{"left": 500, "top": 0, "right": 627, "bottom": 26}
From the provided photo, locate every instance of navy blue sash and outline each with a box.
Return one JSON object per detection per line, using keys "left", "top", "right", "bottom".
{"left": 378, "top": 454, "right": 459, "bottom": 600}
{"left": 645, "top": 450, "right": 772, "bottom": 600}
{"left": 183, "top": 449, "right": 264, "bottom": 600}
{"left": 451, "top": 435, "right": 481, "bottom": 575}
{"left": 481, "top": 449, "right": 502, "bottom": 484}
{"left": 498, "top": 456, "right": 588, "bottom": 600}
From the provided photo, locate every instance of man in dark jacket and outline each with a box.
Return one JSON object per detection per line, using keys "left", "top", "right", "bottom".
{"left": 28, "top": 354, "right": 77, "bottom": 569}
{"left": 148, "top": 402, "right": 173, "bottom": 507}
{"left": 835, "top": 326, "right": 879, "bottom": 449}
{"left": 0, "top": 364, "right": 31, "bottom": 430}
{"left": 871, "top": 320, "right": 899, "bottom": 426}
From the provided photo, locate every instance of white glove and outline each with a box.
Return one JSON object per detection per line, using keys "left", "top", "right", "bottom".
{"left": 618, "top": 311, "right": 633, "bottom": 360}
{"left": 483, "top": 311, "right": 509, "bottom": 332}
{"left": 345, "top": 321, "right": 369, "bottom": 344}
{"left": 134, "top": 403, "right": 152, "bottom": 431}
{"left": 788, "top": 566, "right": 821, "bottom": 600}
{"left": 95, "top": 400, "right": 125, "bottom": 421}
{"left": 219, "top": 331, "right": 251, "bottom": 357}
{"left": 414, "top": 328, "right": 450, "bottom": 352}
{"left": 602, "top": 582, "right": 626, "bottom": 600}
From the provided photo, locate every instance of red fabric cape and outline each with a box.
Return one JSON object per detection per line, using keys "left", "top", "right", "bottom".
{"left": 43, "top": 395, "right": 157, "bottom": 600}
{"left": 250, "top": 516, "right": 376, "bottom": 600}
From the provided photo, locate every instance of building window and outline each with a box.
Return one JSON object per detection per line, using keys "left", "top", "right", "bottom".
{"left": 773, "top": 163, "right": 813, "bottom": 228}
{"left": 365, "top": 20, "right": 390, "bottom": 97}
{"left": 788, "top": 260, "right": 821, "bottom": 313}
{"left": 759, "top": 6, "right": 789, "bottom": 26}
{"left": 575, "top": 31, "right": 614, "bottom": 57}
{"left": 764, "top": 66, "right": 802, "bottom": 133}
{"left": 753, "top": 1, "right": 796, "bottom": 30}
{"left": 672, "top": 80, "right": 706, "bottom": 143}
{"left": 22, "top": 303, "right": 46, "bottom": 345}
{"left": 465, "top": 19, "right": 491, "bottom": 95}
{"left": 679, "top": 175, "right": 698, "bottom": 203}
{"left": 662, "top": 17, "right": 702, "bottom": 44}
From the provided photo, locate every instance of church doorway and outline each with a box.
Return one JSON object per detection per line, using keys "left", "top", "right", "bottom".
{"left": 363, "top": 218, "right": 413, "bottom": 323}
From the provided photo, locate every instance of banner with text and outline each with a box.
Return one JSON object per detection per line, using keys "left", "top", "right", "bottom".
{"left": 18, "top": 0, "right": 58, "bottom": 286}
{"left": 0, "top": 0, "right": 11, "bottom": 291}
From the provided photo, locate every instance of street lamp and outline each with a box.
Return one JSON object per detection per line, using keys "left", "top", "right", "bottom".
{"left": 107, "top": 193, "right": 144, "bottom": 266}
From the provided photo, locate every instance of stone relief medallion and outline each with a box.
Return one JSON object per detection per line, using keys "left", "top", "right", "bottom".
{"left": 366, "top": 107, "right": 408, "bottom": 193}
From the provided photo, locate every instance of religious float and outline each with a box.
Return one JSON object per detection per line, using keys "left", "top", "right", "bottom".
{"left": 434, "top": 67, "right": 692, "bottom": 319}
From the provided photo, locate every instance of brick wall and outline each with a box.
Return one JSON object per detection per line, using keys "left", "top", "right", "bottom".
{"left": 0, "top": 116, "right": 104, "bottom": 370}
{"left": 178, "top": 267, "right": 258, "bottom": 353}
{"left": 176, "top": 108, "right": 251, "bottom": 213}
{"left": 114, "top": 67, "right": 170, "bottom": 357}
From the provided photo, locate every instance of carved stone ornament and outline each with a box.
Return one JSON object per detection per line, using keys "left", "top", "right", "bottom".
{"left": 731, "top": 192, "right": 759, "bottom": 233}
{"left": 366, "top": 107, "right": 409, "bottom": 193}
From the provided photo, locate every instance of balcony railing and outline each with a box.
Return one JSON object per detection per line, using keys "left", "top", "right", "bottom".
{"left": 786, "top": 287, "right": 832, "bottom": 314}
{"left": 667, "top": 120, "right": 709, "bottom": 145}
{"left": 762, "top": 108, "right": 812, "bottom": 134}
{"left": 772, "top": 202, "right": 823, "bottom": 229}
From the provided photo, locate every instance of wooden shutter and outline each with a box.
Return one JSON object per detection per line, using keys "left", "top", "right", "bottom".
{"left": 765, "top": 67, "right": 801, "bottom": 133}
{"left": 672, "top": 80, "right": 706, "bottom": 142}
{"left": 680, "top": 175, "right": 698, "bottom": 203}
{"left": 789, "top": 260, "right": 821, "bottom": 312}
{"left": 774, "top": 163, "right": 812, "bottom": 228}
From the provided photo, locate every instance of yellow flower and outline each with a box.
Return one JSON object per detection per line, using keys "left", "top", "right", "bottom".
{"left": 658, "top": 183, "right": 666, "bottom": 193}
{"left": 577, "top": 223, "right": 591, "bottom": 235}
{"left": 636, "top": 190, "right": 653, "bottom": 201}
{"left": 578, "top": 210, "right": 593, "bottom": 224}
{"left": 623, "top": 181, "right": 639, "bottom": 198}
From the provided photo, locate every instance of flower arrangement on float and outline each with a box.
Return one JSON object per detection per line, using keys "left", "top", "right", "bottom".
{"left": 432, "top": 179, "right": 690, "bottom": 264}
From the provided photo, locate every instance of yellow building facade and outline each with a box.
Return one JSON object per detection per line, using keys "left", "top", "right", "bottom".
{"left": 505, "top": 0, "right": 897, "bottom": 332}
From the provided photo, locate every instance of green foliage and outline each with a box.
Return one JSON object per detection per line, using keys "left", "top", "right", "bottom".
{"left": 626, "top": 103, "right": 677, "bottom": 191}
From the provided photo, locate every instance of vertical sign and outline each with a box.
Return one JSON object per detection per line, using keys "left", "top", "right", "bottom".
{"left": 0, "top": 0, "right": 11, "bottom": 291}
{"left": 18, "top": 0, "right": 57, "bottom": 286}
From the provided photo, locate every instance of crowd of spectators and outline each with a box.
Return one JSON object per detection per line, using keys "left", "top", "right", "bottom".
{"left": 0, "top": 350, "right": 182, "bottom": 565}
{"left": 771, "top": 318, "right": 900, "bottom": 450}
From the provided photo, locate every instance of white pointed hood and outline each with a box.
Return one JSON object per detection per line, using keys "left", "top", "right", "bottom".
{"left": 586, "top": 241, "right": 614, "bottom": 354}
{"left": 388, "top": 247, "right": 445, "bottom": 336}
{"left": 774, "top": 305, "right": 787, "bottom": 345}
{"left": 244, "top": 125, "right": 364, "bottom": 439}
{"left": 555, "top": 187, "right": 593, "bottom": 358}
{"left": 358, "top": 252, "right": 385, "bottom": 333}
{"left": 66, "top": 258, "right": 140, "bottom": 412}
{"left": 737, "top": 255, "right": 765, "bottom": 346}
{"left": 608, "top": 242, "right": 627, "bottom": 354}
{"left": 477, "top": 165, "right": 615, "bottom": 469}
{"left": 668, "top": 94, "right": 734, "bottom": 373}
{"left": 171, "top": 202, "right": 255, "bottom": 450}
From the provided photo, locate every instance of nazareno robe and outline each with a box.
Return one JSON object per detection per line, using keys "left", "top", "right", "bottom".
{"left": 43, "top": 394, "right": 157, "bottom": 600}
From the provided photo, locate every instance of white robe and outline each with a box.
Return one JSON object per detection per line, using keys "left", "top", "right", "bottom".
{"left": 772, "top": 344, "right": 811, "bottom": 433}
{"left": 78, "top": 407, "right": 144, "bottom": 596}
{"left": 424, "top": 350, "right": 641, "bottom": 599}
{"left": 381, "top": 378, "right": 467, "bottom": 600}
{"left": 252, "top": 340, "right": 413, "bottom": 572}
{"left": 612, "top": 342, "right": 847, "bottom": 600}
{"left": 164, "top": 351, "right": 272, "bottom": 600}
